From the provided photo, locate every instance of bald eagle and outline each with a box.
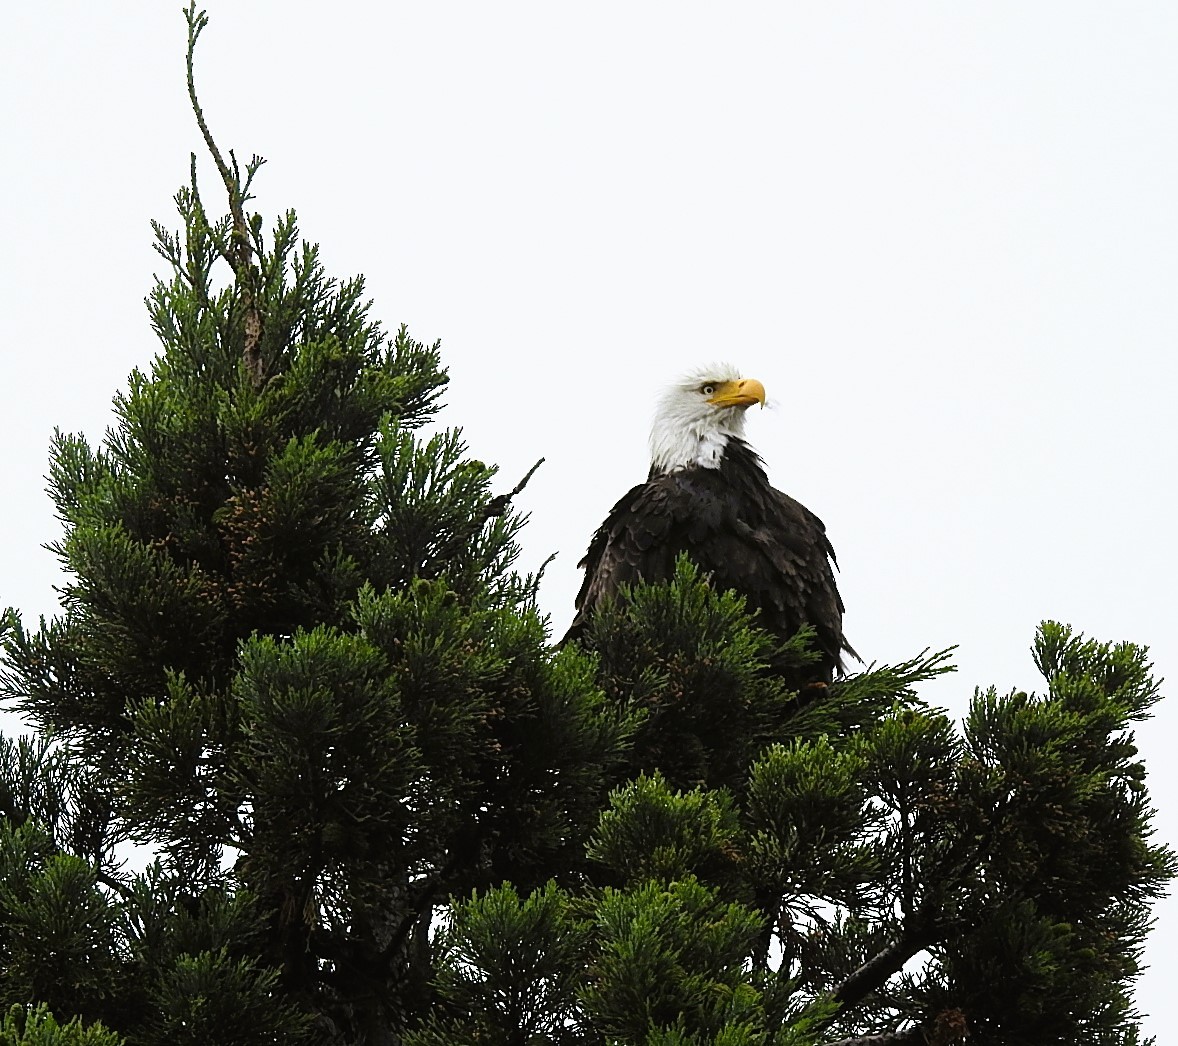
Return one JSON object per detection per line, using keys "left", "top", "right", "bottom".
{"left": 566, "top": 364, "right": 856, "bottom": 686}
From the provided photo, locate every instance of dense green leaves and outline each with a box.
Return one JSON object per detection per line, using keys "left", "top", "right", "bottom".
{"left": 407, "top": 882, "right": 589, "bottom": 1045}
{"left": 0, "top": 831, "right": 118, "bottom": 1022}
{"left": 588, "top": 773, "right": 742, "bottom": 888}
{"left": 584, "top": 877, "right": 765, "bottom": 1042}
{"left": 0, "top": 9, "right": 1171, "bottom": 1044}
{"left": 0, "top": 1004, "right": 122, "bottom": 1046}
{"left": 136, "top": 949, "right": 308, "bottom": 1046}
{"left": 0, "top": 15, "right": 617, "bottom": 1034}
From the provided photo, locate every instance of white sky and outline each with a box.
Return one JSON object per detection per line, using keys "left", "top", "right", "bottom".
{"left": 3, "top": 2, "right": 1176, "bottom": 1035}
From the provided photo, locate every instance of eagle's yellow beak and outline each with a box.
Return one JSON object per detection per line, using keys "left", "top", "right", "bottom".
{"left": 707, "top": 378, "right": 766, "bottom": 409}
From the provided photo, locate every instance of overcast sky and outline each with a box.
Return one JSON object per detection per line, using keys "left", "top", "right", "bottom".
{"left": 3, "top": 2, "right": 1176, "bottom": 1033}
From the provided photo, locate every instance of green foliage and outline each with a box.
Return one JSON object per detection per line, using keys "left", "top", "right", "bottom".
{"left": 113, "top": 863, "right": 308, "bottom": 1045}
{"left": 414, "top": 875, "right": 776, "bottom": 1046}
{"left": 0, "top": 821, "right": 119, "bottom": 1024}
{"left": 587, "top": 772, "right": 742, "bottom": 888}
{"left": 0, "top": 9, "right": 1171, "bottom": 1046}
{"left": 581, "top": 556, "right": 911, "bottom": 795}
{"left": 0, "top": 12, "right": 628, "bottom": 1040}
{"left": 556, "top": 596, "right": 1169, "bottom": 1045}
{"left": 743, "top": 738, "right": 879, "bottom": 928}
{"left": 371, "top": 422, "right": 530, "bottom": 603}
{"left": 0, "top": 1005, "right": 122, "bottom": 1046}
{"left": 0, "top": 733, "right": 113, "bottom": 864}
{"left": 893, "top": 624, "right": 1176, "bottom": 1046}
{"left": 584, "top": 877, "right": 765, "bottom": 1042}
{"left": 135, "top": 949, "right": 308, "bottom": 1046}
{"left": 406, "top": 882, "right": 589, "bottom": 1045}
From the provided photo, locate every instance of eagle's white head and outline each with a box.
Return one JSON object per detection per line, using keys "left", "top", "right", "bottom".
{"left": 648, "top": 363, "right": 767, "bottom": 476}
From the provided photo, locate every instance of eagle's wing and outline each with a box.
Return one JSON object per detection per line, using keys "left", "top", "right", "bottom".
{"left": 565, "top": 469, "right": 856, "bottom": 680}
{"left": 753, "top": 488, "right": 857, "bottom": 672}
{"left": 565, "top": 472, "right": 710, "bottom": 641}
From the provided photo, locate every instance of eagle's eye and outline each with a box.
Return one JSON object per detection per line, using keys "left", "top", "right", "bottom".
{"left": 700, "top": 384, "right": 716, "bottom": 396}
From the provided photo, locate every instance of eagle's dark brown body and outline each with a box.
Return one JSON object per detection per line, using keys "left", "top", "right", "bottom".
{"left": 566, "top": 439, "right": 854, "bottom": 684}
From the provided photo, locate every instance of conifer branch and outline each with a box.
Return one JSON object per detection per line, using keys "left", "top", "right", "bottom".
{"left": 833, "top": 924, "right": 939, "bottom": 1014}
{"left": 96, "top": 869, "right": 134, "bottom": 903}
{"left": 411, "top": 457, "right": 546, "bottom": 580}
{"left": 183, "top": 3, "right": 266, "bottom": 387}
{"left": 833, "top": 935, "right": 926, "bottom": 1008}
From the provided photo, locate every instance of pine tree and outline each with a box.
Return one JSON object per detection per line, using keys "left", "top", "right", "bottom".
{"left": 417, "top": 601, "right": 1173, "bottom": 1046}
{"left": 0, "top": 8, "right": 1172, "bottom": 1046}
{"left": 1, "top": 7, "right": 625, "bottom": 1043}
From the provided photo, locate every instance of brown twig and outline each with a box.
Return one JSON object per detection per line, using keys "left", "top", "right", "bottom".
{"left": 184, "top": 4, "right": 265, "bottom": 387}
{"left": 833, "top": 927, "right": 938, "bottom": 1012}
{"left": 479, "top": 457, "right": 545, "bottom": 523}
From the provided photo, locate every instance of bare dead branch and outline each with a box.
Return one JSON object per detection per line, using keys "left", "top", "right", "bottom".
{"left": 184, "top": 4, "right": 265, "bottom": 387}
{"left": 479, "top": 457, "right": 545, "bottom": 524}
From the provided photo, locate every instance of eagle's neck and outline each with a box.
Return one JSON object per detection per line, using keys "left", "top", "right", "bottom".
{"left": 649, "top": 433, "right": 766, "bottom": 482}
{"left": 649, "top": 412, "right": 750, "bottom": 477}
